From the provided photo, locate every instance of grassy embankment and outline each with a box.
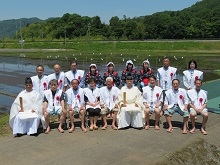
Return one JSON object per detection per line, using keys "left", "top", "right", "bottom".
{"left": 0, "top": 113, "right": 11, "bottom": 136}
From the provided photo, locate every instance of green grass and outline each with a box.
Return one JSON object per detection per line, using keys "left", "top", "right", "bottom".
{"left": 0, "top": 113, "right": 11, "bottom": 136}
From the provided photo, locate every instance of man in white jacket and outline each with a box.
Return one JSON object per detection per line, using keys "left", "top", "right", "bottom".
{"left": 187, "top": 79, "right": 208, "bottom": 135}
{"left": 163, "top": 79, "right": 189, "bottom": 134}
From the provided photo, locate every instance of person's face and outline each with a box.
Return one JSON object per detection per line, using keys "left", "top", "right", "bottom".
{"left": 127, "top": 64, "right": 133, "bottom": 70}
{"left": 50, "top": 83, "right": 58, "bottom": 91}
{"left": 89, "top": 81, "right": 96, "bottom": 89}
{"left": 71, "top": 80, "right": 79, "bottom": 89}
{"left": 195, "top": 80, "right": 202, "bottom": 89}
{"left": 36, "top": 66, "right": 44, "bottom": 76}
{"left": 172, "top": 80, "right": 179, "bottom": 90}
{"left": 143, "top": 62, "right": 149, "bottom": 69}
{"left": 108, "top": 65, "right": 114, "bottom": 72}
{"left": 126, "top": 79, "right": 133, "bottom": 88}
{"left": 190, "top": 62, "right": 195, "bottom": 70}
{"left": 149, "top": 77, "right": 156, "bottom": 87}
{"left": 106, "top": 80, "right": 113, "bottom": 89}
{"left": 54, "top": 65, "right": 61, "bottom": 75}
{"left": 71, "top": 63, "right": 77, "bottom": 71}
{"left": 163, "top": 59, "right": 170, "bottom": 68}
{"left": 90, "top": 66, "right": 96, "bottom": 73}
{"left": 25, "top": 84, "right": 33, "bottom": 92}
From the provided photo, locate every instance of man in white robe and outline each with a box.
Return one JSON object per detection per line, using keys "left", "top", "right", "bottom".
{"left": 100, "top": 77, "right": 120, "bottom": 130}
{"left": 187, "top": 79, "right": 208, "bottom": 135}
{"left": 31, "top": 65, "right": 49, "bottom": 98}
{"left": 142, "top": 75, "right": 162, "bottom": 130}
{"left": 65, "top": 79, "right": 87, "bottom": 133}
{"left": 43, "top": 79, "right": 66, "bottom": 134}
{"left": 48, "top": 64, "right": 65, "bottom": 91}
{"left": 163, "top": 79, "right": 189, "bottom": 134}
{"left": 117, "top": 75, "right": 144, "bottom": 129}
{"left": 64, "top": 61, "right": 84, "bottom": 90}
{"left": 9, "top": 77, "right": 43, "bottom": 137}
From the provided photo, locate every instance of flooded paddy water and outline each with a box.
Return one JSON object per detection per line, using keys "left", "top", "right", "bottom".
{"left": 0, "top": 54, "right": 220, "bottom": 113}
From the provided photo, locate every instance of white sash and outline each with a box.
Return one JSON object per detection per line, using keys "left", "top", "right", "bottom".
{"left": 48, "top": 72, "right": 65, "bottom": 90}
{"left": 142, "top": 86, "right": 162, "bottom": 108}
{"left": 188, "top": 89, "right": 207, "bottom": 109}
{"left": 84, "top": 87, "right": 100, "bottom": 109}
{"left": 65, "top": 70, "right": 84, "bottom": 83}
{"left": 44, "top": 89, "right": 63, "bottom": 110}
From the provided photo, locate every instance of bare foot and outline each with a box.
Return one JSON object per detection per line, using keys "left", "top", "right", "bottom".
{"left": 112, "top": 125, "right": 118, "bottom": 130}
{"left": 102, "top": 125, "right": 108, "bottom": 130}
{"left": 58, "top": 127, "right": 64, "bottom": 133}
{"left": 89, "top": 125, "right": 94, "bottom": 131}
{"left": 81, "top": 127, "right": 87, "bottom": 133}
{"left": 69, "top": 127, "right": 75, "bottom": 133}
{"left": 154, "top": 125, "right": 160, "bottom": 130}
{"left": 182, "top": 129, "right": 188, "bottom": 134}
{"left": 94, "top": 125, "right": 99, "bottom": 130}
{"left": 45, "top": 127, "right": 51, "bottom": 134}
{"left": 167, "top": 127, "right": 173, "bottom": 133}
{"left": 189, "top": 128, "right": 195, "bottom": 134}
{"left": 201, "top": 128, "right": 207, "bottom": 135}
{"left": 144, "top": 125, "right": 150, "bottom": 130}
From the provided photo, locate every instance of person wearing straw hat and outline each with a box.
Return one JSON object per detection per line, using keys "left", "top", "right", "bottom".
{"left": 121, "top": 60, "right": 138, "bottom": 86}
{"left": 9, "top": 77, "right": 44, "bottom": 137}
{"left": 117, "top": 74, "right": 145, "bottom": 129}
{"left": 84, "top": 64, "right": 103, "bottom": 88}
{"left": 103, "top": 62, "right": 121, "bottom": 87}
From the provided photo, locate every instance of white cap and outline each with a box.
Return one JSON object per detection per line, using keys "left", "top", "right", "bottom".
{"left": 142, "top": 59, "right": 150, "bottom": 68}
{"left": 89, "top": 64, "right": 97, "bottom": 69}
{"left": 126, "top": 60, "right": 135, "bottom": 68}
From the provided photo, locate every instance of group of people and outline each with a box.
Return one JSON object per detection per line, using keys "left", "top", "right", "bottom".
{"left": 9, "top": 57, "right": 208, "bottom": 137}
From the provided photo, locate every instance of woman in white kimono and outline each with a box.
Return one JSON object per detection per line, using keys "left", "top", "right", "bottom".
{"left": 183, "top": 60, "right": 203, "bottom": 90}
{"left": 142, "top": 75, "right": 162, "bottom": 130}
{"left": 117, "top": 75, "right": 145, "bottom": 129}
{"left": 43, "top": 79, "right": 66, "bottom": 134}
{"left": 84, "top": 78, "right": 101, "bottom": 131}
{"left": 9, "top": 77, "right": 43, "bottom": 137}
{"left": 65, "top": 79, "right": 87, "bottom": 133}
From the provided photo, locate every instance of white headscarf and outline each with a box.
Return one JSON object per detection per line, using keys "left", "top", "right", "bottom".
{"left": 106, "top": 62, "right": 115, "bottom": 68}
{"left": 142, "top": 59, "right": 150, "bottom": 68}
{"left": 126, "top": 60, "right": 135, "bottom": 69}
{"left": 90, "top": 64, "right": 97, "bottom": 69}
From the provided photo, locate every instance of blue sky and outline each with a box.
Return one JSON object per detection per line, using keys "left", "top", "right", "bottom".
{"left": 0, "top": 0, "right": 201, "bottom": 23}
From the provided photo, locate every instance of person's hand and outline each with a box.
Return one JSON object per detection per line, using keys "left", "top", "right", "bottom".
{"left": 135, "top": 103, "right": 139, "bottom": 107}
{"left": 93, "top": 101, "right": 100, "bottom": 107}
{"left": 121, "top": 104, "right": 126, "bottom": 107}
{"left": 31, "top": 109, "right": 35, "bottom": 113}
{"left": 19, "top": 109, "right": 24, "bottom": 112}
{"left": 197, "top": 109, "right": 202, "bottom": 114}
{"left": 62, "top": 109, "right": 66, "bottom": 113}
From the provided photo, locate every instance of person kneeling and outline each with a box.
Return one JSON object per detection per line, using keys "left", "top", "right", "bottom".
{"left": 188, "top": 79, "right": 208, "bottom": 135}
{"left": 117, "top": 75, "right": 144, "bottom": 129}
{"left": 100, "top": 77, "right": 120, "bottom": 130}
{"left": 9, "top": 77, "right": 43, "bottom": 137}
{"left": 66, "top": 79, "right": 87, "bottom": 133}
{"left": 43, "top": 79, "right": 66, "bottom": 134}
{"left": 142, "top": 75, "right": 162, "bottom": 130}
{"left": 84, "top": 78, "right": 101, "bottom": 131}
{"left": 163, "top": 79, "right": 189, "bottom": 134}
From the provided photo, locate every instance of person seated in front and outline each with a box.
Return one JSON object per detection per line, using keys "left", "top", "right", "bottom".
{"left": 9, "top": 77, "right": 43, "bottom": 137}
{"left": 84, "top": 78, "right": 101, "bottom": 131}
{"left": 142, "top": 75, "right": 162, "bottom": 130}
{"left": 43, "top": 79, "right": 66, "bottom": 134}
{"left": 84, "top": 64, "right": 103, "bottom": 88}
{"left": 163, "top": 79, "right": 189, "bottom": 134}
{"left": 117, "top": 74, "right": 144, "bottom": 129}
{"left": 65, "top": 79, "right": 87, "bottom": 133}
{"left": 187, "top": 79, "right": 208, "bottom": 135}
{"left": 100, "top": 77, "right": 120, "bottom": 130}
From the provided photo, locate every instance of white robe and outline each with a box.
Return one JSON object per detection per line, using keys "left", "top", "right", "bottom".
{"left": 48, "top": 72, "right": 65, "bottom": 90}
{"left": 31, "top": 75, "right": 49, "bottom": 98}
{"left": 9, "top": 90, "right": 44, "bottom": 135}
{"left": 65, "top": 87, "right": 85, "bottom": 112}
{"left": 84, "top": 87, "right": 100, "bottom": 109}
{"left": 183, "top": 69, "right": 203, "bottom": 89}
{"left": 117, "top": 86, "right": 145, "bottom": 129}
{"left": 187, "top": 89, "right": 207, "bottom": 110}
{"left": 165, "top": 88, "right": 189, "bottom": 111}
{"left": 142, "top": 86, "right": 163, "bottom": 109}
{"left": 157, "top": 66, "right": 177, "bottom": 90}
{"left": 100, "top": 86, "right": 120, "bottom": 111}
{"left": 65, "top": 69, "right": 85, "bottom": 88}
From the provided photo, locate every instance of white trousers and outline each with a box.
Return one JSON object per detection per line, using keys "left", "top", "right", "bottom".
{"left": 13, "top": 112, "right": 40, "bottom": 136}
{"left": 117, "top": 109, "right": 144, "bottom": 129}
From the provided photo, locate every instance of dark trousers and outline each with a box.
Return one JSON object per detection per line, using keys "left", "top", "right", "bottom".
{"left": 87, "top": 108, "right": 101, "bottom": 117}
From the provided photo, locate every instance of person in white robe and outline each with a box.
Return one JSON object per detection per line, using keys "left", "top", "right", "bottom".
{"left": 65, "top": 79, "right": 87, "bottom": 133}
{"left": 187, "top": 79, "right": 208, "bottom": 135}
{"left": 9, "top": 77, "right": 43, "bottom": 137}
{"left": 163, "top": 79, "right": 189, "bottom": 134}
{"left": 84, "top": 78, "right": 101, "bottom": 131}
{"left": 43, "top": 79, "right": 66, "bottom": 134}
{"left": 31, "top": 65, "right": 49, "bottom": 98}
{"left": 100, "top": 77, "right": 120, "bottom": 130}
{"left": 183, "top": 60, "right": 203, "bottom": 90}
{"left": 142, "top": 75, "right": 162, "bottom": 130}
{"left": 117, "top": 75, "right": 145, "bottom": 129}
{"left": 48, "top": 64, "right": 65, "bottom": 91}
{"left": 64, "top": 61, "right": 84, "bottom": 90}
